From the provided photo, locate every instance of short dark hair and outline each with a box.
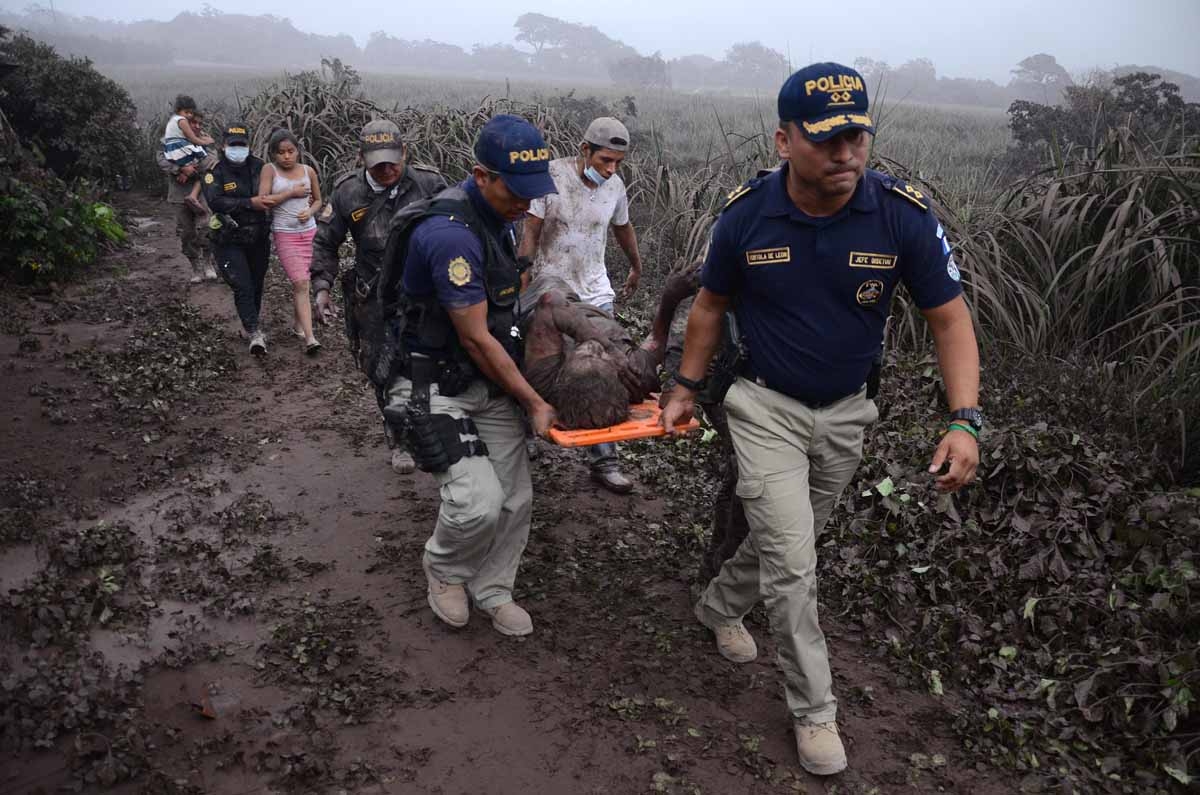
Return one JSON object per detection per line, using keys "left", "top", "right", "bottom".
{"left": 267, "top": 128, "right": 301, "bottom": 157}
{"left": 174, "top": 94, "right": 197, "bottom": 113}
{"left": 552, "top": 357, "right": 629, "bottom": 429}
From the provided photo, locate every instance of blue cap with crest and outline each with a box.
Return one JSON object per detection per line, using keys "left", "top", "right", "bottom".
{"left": 473, "top": 114, "right": 557, "bottom": 200}
{"left": 777, "top": 62, "right": 875, "bottom": 142}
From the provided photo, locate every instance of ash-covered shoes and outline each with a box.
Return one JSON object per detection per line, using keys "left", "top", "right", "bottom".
{"left": 694, "top": 601, "right": 758, "bottom": 663}
{"left": 795, "top": 721, "right": 847, "bottom": 775}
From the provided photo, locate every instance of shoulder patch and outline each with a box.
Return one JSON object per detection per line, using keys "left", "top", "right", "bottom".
{"left": 350, "top": 206, "right": 369, "bottom": 223}
{"left": 890, "top": 181, "right": 929, "bottom": 211}
{"left": 203, "top": 172, "right": 214, "bottom": 185}
{"left": 720, "top": 178, "right": 763, "bottom": 213}
{"left": 447, "top": 256, "right": 472, "bottom": 287}
{"left": 333, "top": 170, "right": 357, "bottom": 188}
{"left": 319, "top": 203, "right": 335, "bottom": 222}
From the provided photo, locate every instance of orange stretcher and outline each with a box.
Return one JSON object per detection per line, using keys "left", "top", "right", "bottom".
{"left": 547, "top": 396, "right": 700, "bottom": 447}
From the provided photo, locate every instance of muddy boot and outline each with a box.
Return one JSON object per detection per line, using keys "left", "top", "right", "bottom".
{"left": 424, "top": 561, "right": 468, "bottom": 628}
{"left": 694, "top": 601, "right": 757, "bottom": 663}
{"left": 390, "top": 449, "right": 415, "bottom": 475}
{"left": 794, "top": 721, "right": 847, "bottom": 776}
{"left": 485, "top": 602, "right": 532, "bottom": 637}
{"left": 248, "top": 330, "right": 267, "bottom": 356}
{"left": 591, "top": 463, "right": 633, "bottom": 494}
{"left": 188, "top": 258, "right": 204, "bottom": 284}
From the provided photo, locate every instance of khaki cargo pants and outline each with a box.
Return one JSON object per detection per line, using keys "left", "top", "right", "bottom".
{"left": 385, "top": 377, "right": 532, "bottom": 611}
{"left": 697, "top": 377, "right": 878, "bottom": 724}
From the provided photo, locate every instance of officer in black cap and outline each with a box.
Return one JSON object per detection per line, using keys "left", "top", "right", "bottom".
{"left": 662, "top": 62, "right": 982, "bottom": 776}
{"left": 375, "top": 114, "right": 557, "bottom": 639}
{"left": 310, "top": 119, "right": 448, "bottom": 474}
{"left": 202, "top": 122, "right": 275, "bottom": 354}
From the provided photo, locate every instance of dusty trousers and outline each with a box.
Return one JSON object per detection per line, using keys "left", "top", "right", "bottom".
{"left": 174, "top": 201, "right": 210, "bottom": 272}
{"left": 696, "top": 377, "right": 878, "bottom": 724}
{"left": 384, "top": 377, "right": 532, "bottom": 610}
{"left": 213, "top": 237, "right": 270, "bottom": 335}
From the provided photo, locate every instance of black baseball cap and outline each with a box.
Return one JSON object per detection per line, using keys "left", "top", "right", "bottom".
{"left": 473, "top": 114, "right": 557, "bottom": 200}
{"left": 360, "top": 119, "right": 404, "bottom": 168}
{"left": 778, "top": 62, "right": 875, "bottom": 142}
{"left": 222, "top": 122, "right": 250, "bottom": 146}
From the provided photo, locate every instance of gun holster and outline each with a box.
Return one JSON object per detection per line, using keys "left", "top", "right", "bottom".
{"left": 383, "top": 356, "right": 488, "bottom": 474}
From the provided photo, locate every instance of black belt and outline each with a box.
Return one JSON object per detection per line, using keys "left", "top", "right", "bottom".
{"left": 738, "top": 362, "right": 858, "bottom": 410}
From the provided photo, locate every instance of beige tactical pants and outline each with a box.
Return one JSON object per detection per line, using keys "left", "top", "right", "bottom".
{"left": 385, "top": 377, "right": 532, "bottom": 610}
{"left": 697, "top": 378, "right": 878, "bottom": 724}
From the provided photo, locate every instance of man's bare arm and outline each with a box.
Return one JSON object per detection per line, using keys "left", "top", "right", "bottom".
{"left": 921, "top": 295, "right": 980, "bottom": 492}
{"left": 447, "top": 302, "right": 556, "bottom": 435}
{"left": 660, "top": 288, "right": 732, "bottom": 431}
{"left": 639, "top": 265, "right": 702, "bottom": 369}
{"left": 612, "top": 222, "right": 643, "bottom": 299}
{"left": 518, "top": 214, "right": 543, "bottom": 262}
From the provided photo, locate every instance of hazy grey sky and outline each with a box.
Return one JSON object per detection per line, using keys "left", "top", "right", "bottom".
{"left": 8, "top": 0, "right": 1199, "bottom": 82}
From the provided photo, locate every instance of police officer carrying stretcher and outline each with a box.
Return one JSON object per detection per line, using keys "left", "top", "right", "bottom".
{"left": 375, "top": 115, "right": 558, "bottom": 638}
{"left": 310, "top": 120, "right": 448, "bottom": 474}
{"left": 662, "top": 62, "right": 982, "bottom": 777}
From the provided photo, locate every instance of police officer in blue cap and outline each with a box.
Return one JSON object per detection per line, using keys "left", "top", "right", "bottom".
{"left": 376, "top": 115, "right": 558, "bottom": 638}
{"left": 662, "top": 62, "right": 982, "bottom": 775}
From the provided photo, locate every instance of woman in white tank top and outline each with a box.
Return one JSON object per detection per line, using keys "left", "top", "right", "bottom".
{"left": 258, "top": 129, "right": 323, "bottom": 354}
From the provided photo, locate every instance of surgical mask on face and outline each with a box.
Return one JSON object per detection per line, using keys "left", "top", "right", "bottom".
{"left": 364, "top": 170, "right": 387, "bottom": 193}
{"left": 583, "top": 165, "right": 608, "bottom": 187}
{"left": 224, "top": 146, "right": 249, "bottom": 164}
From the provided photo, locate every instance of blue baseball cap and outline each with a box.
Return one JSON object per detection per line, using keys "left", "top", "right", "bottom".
{"left": 778, "top": 62, "right": 875, "bottom": 142}
{"left": 474, "top": 114, "right": 557, "bottom": 200}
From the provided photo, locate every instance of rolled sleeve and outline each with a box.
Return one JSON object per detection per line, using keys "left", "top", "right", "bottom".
{"left": 611, "top": 189, "right": 630, "bottom": 226}
{"left": 901, "top": 210, "right": 964, "bottom": 310}
{"left": 410, "top": 218, "right": 488, "bottom": 310}
{"left": 699, "top": 215, "right": 741, "bottom": 297}
{"left": 527, "top": 196, "right": 548, "bottom": 220}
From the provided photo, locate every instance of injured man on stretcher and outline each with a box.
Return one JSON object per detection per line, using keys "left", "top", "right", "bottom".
{"left": 519, "top": 270, "right": 698, "bottom": 429}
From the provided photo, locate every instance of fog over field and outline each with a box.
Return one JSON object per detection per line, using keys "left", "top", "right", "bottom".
{"left": 10, "top": 0, "right": 1200, "bottom": 82}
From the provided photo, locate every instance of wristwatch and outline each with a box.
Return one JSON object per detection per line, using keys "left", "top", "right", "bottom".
{"left": 674, "top": 372, "right": 708, "bottom": 392}
{"left": 949, "top": 407, "right": 984, "bottom": 433}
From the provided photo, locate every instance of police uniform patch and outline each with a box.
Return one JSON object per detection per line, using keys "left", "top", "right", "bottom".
{"left": 946, "top": 255, "right": 961, "bottom": 282}
{"left": 447, "top": 256, "right": 472, "bottom": 287}
{"left": 203, "top": 172, "right": 214, "bottom": 185}
{"left": 350, "top": 207, "right": 368, "bottom": 223}
{"left": 223, "top": 182, "right": 237, "bottom": 192}
{"left": 746, "top": 246, "right": 790, "bottom": 266}
{"left": 891, "top": 182, "right": 928, "bottom": 210}
{"left": 849, "top": 251, "right": 897, "bottom": 269}
{"left": 856, "top": 280, "right": 884, "bottom": 306}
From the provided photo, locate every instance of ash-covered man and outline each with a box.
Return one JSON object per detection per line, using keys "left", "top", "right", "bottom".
{"left": 662, "top": 62, "right": 982, "bottom": 776}
{"left": 518, "top": 117, "right": 645, "bottom": 493}
{"left": 376, "top": 115, "right": 558, "bottom": 638}
{"left": 310, "top": 120, "right": 447, "bottom": 474}
{"left": 518, "top": 269, "right": 696, "bottom": 429}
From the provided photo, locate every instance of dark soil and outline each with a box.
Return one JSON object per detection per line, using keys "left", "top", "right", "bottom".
{"left": 0, "top": 193, "right": 1019, "bottom": 794}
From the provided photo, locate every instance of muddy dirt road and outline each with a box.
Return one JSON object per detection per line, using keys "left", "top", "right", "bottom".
{"left": 0, "top": 194, "right": 1017, "bottom": 794}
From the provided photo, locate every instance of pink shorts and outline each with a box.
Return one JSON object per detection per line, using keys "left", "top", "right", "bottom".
{"left": 273, "top": 228, "right": 316, "bottom": 284}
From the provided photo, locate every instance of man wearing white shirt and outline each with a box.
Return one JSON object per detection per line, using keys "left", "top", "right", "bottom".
{"left": 520, "top": 117, "right": 645, "bottom": 494}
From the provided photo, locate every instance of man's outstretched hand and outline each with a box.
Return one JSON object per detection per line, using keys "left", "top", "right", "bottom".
{"left": 659, "top": 386, "right": 696, "bottom": 434}
{"left": 527, "top": 399, "right": 557, "bottom": 438}
{"left": 928, "top": 429, "right": 979, "bottom": 492}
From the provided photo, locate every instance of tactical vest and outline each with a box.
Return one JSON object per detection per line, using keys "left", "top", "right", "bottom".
{"left": 374, "top": 186, "right": 522, "bottom": 393}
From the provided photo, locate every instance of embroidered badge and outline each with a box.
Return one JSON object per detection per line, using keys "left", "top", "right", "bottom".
{"left": 849, "top": 251, "right": 897, "bottom": 269}
{"left": 222, "top": 182, "right": 237, "bottom": 192}
{"left": 447, "top": 256, "right": 472, "bottom": 287}
{"left": 203, "top": 172, "right": 214, "bottom": 185}
{"left": 745, "top": 247, "right": 790, "bottom": 266}
{"left": 856, "top": 279, "right": 884, "bottom": 306}
{"left": 946, "top": 255, "right": 961, "bottom": 282}
{"left": 350, "top": 207, "right": 368, "bottom": 223}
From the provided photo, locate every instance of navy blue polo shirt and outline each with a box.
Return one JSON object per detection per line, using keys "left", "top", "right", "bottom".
{"left": 403, "top": 179, "right": 516, "bottom": 312}
{"left": 702, "top": 165, "right": 963, "bottom": 403}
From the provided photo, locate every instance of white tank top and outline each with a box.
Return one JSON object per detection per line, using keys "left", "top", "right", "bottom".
{"left": 270, "top": 167, "right": 317, "bottom": 232}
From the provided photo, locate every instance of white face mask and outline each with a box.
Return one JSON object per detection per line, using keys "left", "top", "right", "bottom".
{"left": 224, "top": 145, "right": 250, "bottom": 164}
{"left": 364, "top": 169, "right": 387, "bottom": 193}
{"left": 583, "top": 164, "right": 608, "bottom": 187}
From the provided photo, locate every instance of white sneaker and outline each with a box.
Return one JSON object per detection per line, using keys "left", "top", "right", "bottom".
{"left": 248, "top": 330, "right": 266, "bottom": 355}
{"left": 203, "top": 266, "right": 218, "bottom": 281}
{"left": 189, "top": 272, "right": 202, "bottom": 284}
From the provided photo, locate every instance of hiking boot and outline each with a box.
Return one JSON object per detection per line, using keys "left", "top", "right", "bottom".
{"left": 694, "top": 601, "right": 757, "bottom": 663}
{"left": 591, "top": 465, "right": 633, "bottom": 494}
{"left": 248, "top": 330, "right": 267, "bottom": 356}
{"left": 189, "top": 272, "right": 203, "bottom": 284}
{"left": 485, "top": 601, "right": 532, "bottom": 637}
{"left": 425, "top": 566, "right": 469, "bottom": 628}
{"left": 390, "top": 449, "right": 415, "bottom": 475}
{"left": 795, "top": 721, "right": 847, "bottom": 776}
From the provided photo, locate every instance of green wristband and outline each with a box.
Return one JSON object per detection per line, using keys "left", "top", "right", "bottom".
{"left": 948, "top": 422, "right": 978, "bottom": 439}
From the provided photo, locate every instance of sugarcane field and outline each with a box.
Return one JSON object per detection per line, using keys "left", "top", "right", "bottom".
{"left": 0, "top": 4, "right": 1198, "bottom": 794}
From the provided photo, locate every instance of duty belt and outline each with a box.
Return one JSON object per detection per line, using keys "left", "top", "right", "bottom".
{"left": 738, "top": 361, "right": 861, "bottom": 410}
